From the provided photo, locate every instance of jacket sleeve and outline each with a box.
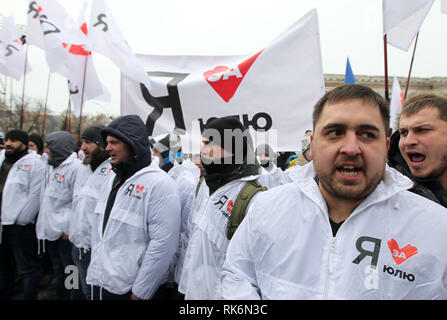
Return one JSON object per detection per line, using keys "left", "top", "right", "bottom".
{"left": 132, "top": 179, "right": 181, "bottom": 299}
{"left": 173, "top": 177, "right": 196, "bottom": 283}
{"left": 221, "top": 200, "right": 262, "bottom": 300}
{"left": 16, "top": 158, "right": 46, "bottom": 225}
{"left": 62, "top": 162, "right": 80, "bottom": 235}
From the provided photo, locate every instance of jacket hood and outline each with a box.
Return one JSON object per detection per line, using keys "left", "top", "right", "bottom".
{"left": 388, "top": 131, "right": 410, "bottom": 174}
{"left": 102, "top": 115, "right": 150, "bottom": 160}
{"left": 102, "top": 115, "right": 151, "bottom": 178}
{"left": 45, "top": 131, "right": 76, "bottom": 167}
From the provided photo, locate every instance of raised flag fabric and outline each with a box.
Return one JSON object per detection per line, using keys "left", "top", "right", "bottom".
{"left": 121, "top": 9, "right": 325, "bottom": 153}
{"left": 89, "top": 0, "right": 151, "bottom": 90}
{"left": 383, "top": 0, "right": 434, "bottom": 51}
{"left": 26, "top": 0, "right": 86, "bottom": 72}
{"left": 389, "top": 77, "right": 403, "bottom": 132}
{"left": 62, "top": 4, "right": 110, "bottom": 117}
{"left": 344, "top": 57, "right": 356, "bottom": 84}
{"left": 0, "top": 16, "right": 31, "bottom": 80}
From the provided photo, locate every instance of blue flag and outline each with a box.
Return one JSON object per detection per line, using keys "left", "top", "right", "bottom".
{"left": 344, "top": 57, "right": 356, "bottom": 84}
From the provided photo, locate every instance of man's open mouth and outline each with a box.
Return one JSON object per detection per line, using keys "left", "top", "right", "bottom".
{"left": 336, "top": 165, "right": 362, "bottom": 177}
{"left": 407, "top": 152, "right": 426, "bottom": 163}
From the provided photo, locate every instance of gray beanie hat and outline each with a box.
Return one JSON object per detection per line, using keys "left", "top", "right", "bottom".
{"left": 81, "top": 125, "right": 106, "bottom": 148}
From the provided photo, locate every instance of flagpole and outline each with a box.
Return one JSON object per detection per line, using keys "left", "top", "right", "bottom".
{"left": 68, "top": 98, "right": 72, "bottom": 133}
{"left": 64, "top": 97, "right": 70, "bottom": 131}
{"left": 19, "top": 44, "right": 29, "bottom": 130}
{"left": 77, "top": 55, "right": 89, "bottom": 146}
{"left": 383, "top": 35, "right": 390, "bottom": 101}
{"left": 9, "top": 77, "right": 13, "bottom": 130}
{"left": 42, "top": 71, "right": 51, "bottom": 137}
{"left": 404, "top": 32, "right": 419, "bottom": 100}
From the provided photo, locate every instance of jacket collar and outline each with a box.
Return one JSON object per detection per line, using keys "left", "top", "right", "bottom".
{"left": 54, "top": 152, "right": 78, "bottom": 169}
{"left": 295, "top": 162, "right": 414, "bottom": 218}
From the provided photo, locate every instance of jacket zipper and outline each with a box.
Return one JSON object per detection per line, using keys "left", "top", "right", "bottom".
{"left": 323, "top": 236, "right": 336, "bottom": 299}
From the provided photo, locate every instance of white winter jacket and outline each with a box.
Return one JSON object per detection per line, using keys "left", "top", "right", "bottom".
{"left": 222, "top": 163, "right": 447, "bottom": 299}
{"left": 0, "top": 151, "right": 45, "bottom": 225}
{"left": 260, "top": 162, "right": 292, "bottom": 187}
{"left": 36, "top": 153, "right": 82, "bottom": 241}
{"left": 180, "top": 158, "right": 201, "bottom": 183}
{"left": 168, "top": 162, "right": 197, "bottom": 284}
{"left": 178, "top": 175, "right": 265, "bottom": 300}
{"left": 68, "top": 158, "right": 112, "bottom": 250}
{"left": 86, "top": 165, "right": 181, "bottom": 299}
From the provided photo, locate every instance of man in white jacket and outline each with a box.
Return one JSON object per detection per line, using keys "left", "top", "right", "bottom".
{"left": 0, "top": 130, "right": 45, "bottom": 300}
{"left": 256, "top": 144, "right": 291, "bottom": 187}
{"left": 36, "top": 131, "right": 82, "bottom": 300}
{"left": 151, "top": 133, "right": 197, "bottom": 298}
{"left": 222, "top": 84, "right": 447, "bottom": 299}
{"left": 86, "top": 115, "right": 181, "bottom": 300}
{"left": 68, "top": 126, "right": 111, "bottom": 300}
{"left": 178, "top": 116, "right": 266, "bottom": 299}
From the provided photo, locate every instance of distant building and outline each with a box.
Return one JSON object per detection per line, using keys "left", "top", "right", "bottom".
{"left": 324, "top": 74, "right": 447, "bottom": 99}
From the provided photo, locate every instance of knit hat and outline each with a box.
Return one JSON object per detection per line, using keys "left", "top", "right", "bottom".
{"left": 301, "top": 130, "right": 312, "bottom": 153}
{"left": 5, "top": 129, "right": 29, "bottom": 147}
{"left": 29, "top": 133, "right": 44, "bottom": 154}
{"left": 81, "top": 125, "right": 105, "bottom": 148}
{"left": 202, "top": 116, "right": 253, "bottom": 161}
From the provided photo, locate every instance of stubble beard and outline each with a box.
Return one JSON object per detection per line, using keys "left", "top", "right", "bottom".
{"left": 317, "top": 166, "right": 385, "bottom": 202}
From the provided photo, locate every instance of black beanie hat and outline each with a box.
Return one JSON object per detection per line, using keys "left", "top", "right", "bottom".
{"left": 29, "top": 133, "right": 44, "bottom": 154}
{"left": 5, "top": 129, "right": 29, "bottom": 147}
{"left": 81, "top": 125, "right": 105, "bottom": 148}
{"left": 202, "top": 116, "right": 252, "bottom": 159}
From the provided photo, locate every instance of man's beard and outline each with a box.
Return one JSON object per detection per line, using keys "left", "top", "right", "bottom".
{"left": 83, "top": 146, "right": 102, "bottom": 165}
{"left": 5, "top": 145, "right": 25, "bottom": 158}
{"left": 414, "top": 154, "right": 447, "bottom": 182}
{"left": 5, "top": 144, "right": 27, "bottom": 163}
{"left": 316, "top": 163, "right": 385, "bottom": 202}
{"left": 318, "top": 169, "right": 385, "bottom": 201}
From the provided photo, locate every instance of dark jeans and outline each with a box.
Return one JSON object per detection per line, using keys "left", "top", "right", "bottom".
{"left": 46, "top": 237, "right": 84, "bottom": 300}
{"left": 91, "top": 283, "right": 169, "bottom": 300}
{"left": 71, "top": 246, "right": 91, "bottom": 300}
{"left": 0, "top": 224, "right": 38, "bottom": 300}
{"left": 91, "top": 286, "right": 132, "bottom": 300}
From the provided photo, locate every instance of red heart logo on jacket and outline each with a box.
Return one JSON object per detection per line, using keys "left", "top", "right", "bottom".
{"left": 387, "top": 238, "right": 418, "bottom": 265}
{"left": 227, "top": 200, "right": 234, "bottom": 213}
{"left": 136, "top": 185, "right": 144, "bottom": 194}
{"left": 203, "top": 50, "right": 263, "bottom": 102}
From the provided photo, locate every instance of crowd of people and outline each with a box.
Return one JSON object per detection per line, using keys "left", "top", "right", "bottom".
{"left": 1, "top": 83, "right": 447, "bottom": 300}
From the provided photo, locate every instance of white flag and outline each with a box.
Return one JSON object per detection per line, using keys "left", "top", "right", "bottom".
{"left": 0, "top": 16, "right": 31, "bottom": 80}
{"left": 121, "top": 9, "right": 325, "bottom": 153}
{"left": 26, "top": 0, "right": 86, "bottom": 72}
{"left": 60, "top": 5, "right": 110, "bottom": 117}
{"left": 442, "top": 0, "right": 447, "bottom": 14}
{"left": 390, "top": 77, "right": 403, "bottom": 132}
{"left": 383, "top": 0, "right": 434, "bottom": 51}
{"left": 89, "top": 0, "right": 151, "bottom": 90}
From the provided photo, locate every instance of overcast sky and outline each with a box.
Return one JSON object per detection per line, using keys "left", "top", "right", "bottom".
{"left": 0, "top": 0, "right": 446, "bottom": 117}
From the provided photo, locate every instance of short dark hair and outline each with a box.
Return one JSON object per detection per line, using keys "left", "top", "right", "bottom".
{"left": 312, "top": 84, "right": 390, "bottom": 135}
{"left": 401, "top": 93, "right": 447, "bottom": 122}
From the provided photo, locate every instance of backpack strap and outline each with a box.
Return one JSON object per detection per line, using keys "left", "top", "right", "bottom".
{"left": 227, "top": 180, "right": 267, "bottom": 240}
{"left": 195, "top": 176, "right": 205, "bottom": 197}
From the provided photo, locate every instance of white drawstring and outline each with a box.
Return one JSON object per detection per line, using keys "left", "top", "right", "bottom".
{"left": 37, "top": 239, "right": 41, "bottom": 255}
{"left": 100, "top": 286, "right": 103, "bottom": 300}
{"left": 42, "top": 240, "right": 46, "bottom": 253}
{"left": 91, "top": 286, "right": 94, "bottom": 301}
{"left": 79, "top": 248, "right": 82, "bottom": 261}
